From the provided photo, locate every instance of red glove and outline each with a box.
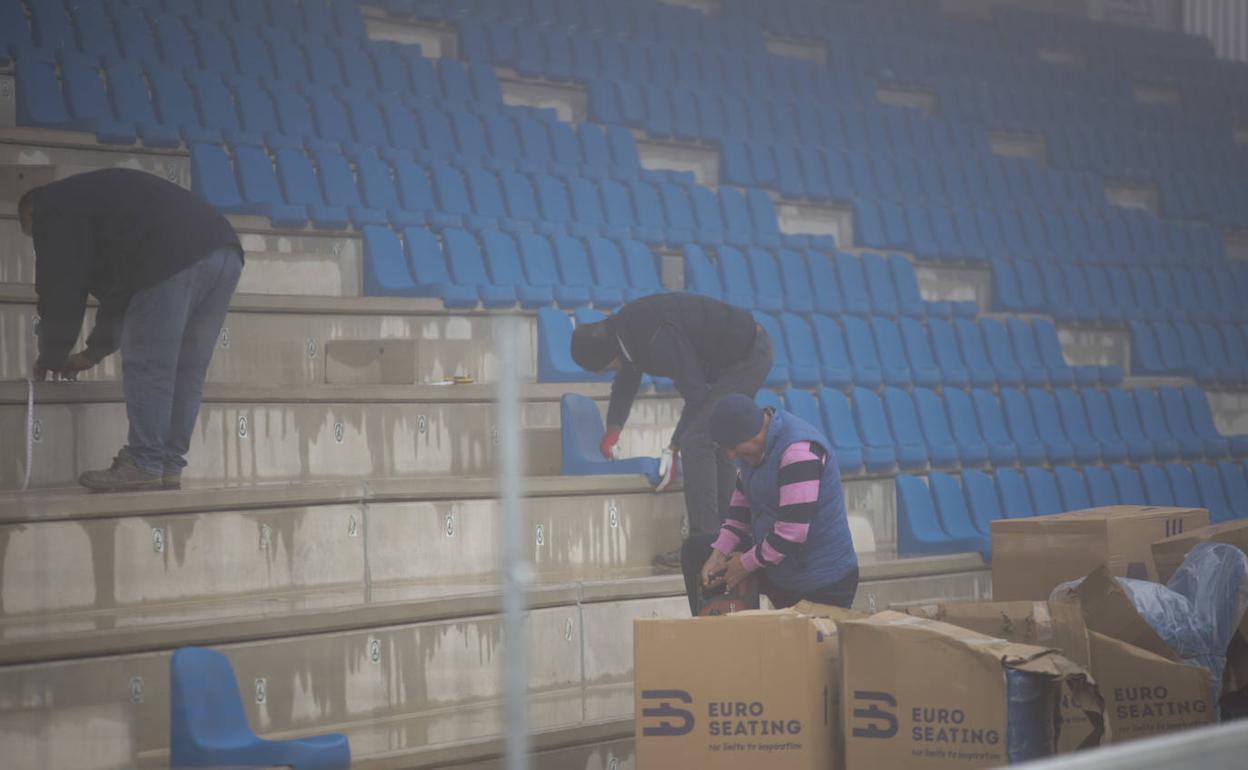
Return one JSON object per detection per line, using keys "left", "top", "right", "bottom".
{"left": 600, "top": 427, "right": 621, "bottom": 459}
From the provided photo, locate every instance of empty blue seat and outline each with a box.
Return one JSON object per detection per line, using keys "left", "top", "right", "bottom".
{"left": 999, "top": 389, "right": 1047, "bottom": 466}
{"left": 103, "top": 61, "right": 179, "bottom": 147}
{"left": 1218, "top": 461, "right": 1248, "bottom": 519}
{"left": 1105, "top": 388, "right": 1156, "bottom": 463}
{"left": 954, "top": 319, "right": 997, "bottom": 388}
{"left": 1134, "top": 388, "right": 1184, "bottom": 462}
{"left": 518, "top": 232, "right": 589, "bottom": 308}
{"left": 943, "top": 388, "right": 992, "bottom": 466}
{"left": 1052, "top": 389, "right": 1102, "bottom": 464}
{"left": 620, "top": 240, "right": 662, "bottom": 298}
{"left": 889, "top": 254, "right": 926, "bottom": 318}
{"left": 910, "top": 388, "right": 961, "bottom": 470}
{"left": 842, "top": 316, "right": 884, "bottom": 388}
{"left": 1006, "top": 319, "right": 1049, "bottom": 388}
{"left": 394, "top": 227, "right": 472, "bottom": 306}
{"left": 561, "top": 394, "right": 659, "bottom": 482}
{"left": 190, "top": 144, "right": 245, "bottom": 215}
{"left": 895, "top": 318, "right": 941, "bottom": 389}
{"left": 1055, "top": 467, "right": 1092, "bottom": 511}
{"left": 312, "top": 151, "right": 385, "bottom": 227}
{"left": 689, "top": 184, "right": 726, "bottom": 245}
{"left": 969, "top": 388, "right": 1020, "bottom": 466}
{"left": 745, "top": 248, "right": 787, "bottom": 313}
{"left": 862, "top": 253, "right": 899, "bottom": 316}
{"left": 1031, "top": 319, "right": 1076, "bottom": 387}
{"left": 1110, "top": 464, "right": 1148, "bottom": 505}
{"left": 1159, "top": 386, "right": 1220, "bottom": 459}
{"left": 1140, "top": 463, "right": 1176, "bottom": 506}
{"left": 628, "top": 180, "right": 668, "bottom": 245}
{"left": 682, "top": 244, "right": 723, "bottom": 300}
{"left": 1193, "top": 463, "right": 1235, "bottom": 523}
{"left": 1164, "top": 463, "right": 1204, "bottom": 508}
{"left": 442, "top": 228, "right": 516, "bottom": 307}
{"left": 536, "top": 173, "right": 586, "bottom": 234}
{"left": 776, "top": 249, "right": 814, "bottom": 314}
{"left": 585, "top": 237, "right": 642, "bottom": 303}
{"left": 537, "top": 309, "right": 608, "bottom": 382}
{"left": 897, "top": 476, "right": 986, "bottom": 556}
{"left": 1185, "top": 384, "right": 1248, "bottom": 458}
{"left": 719, "top": 187, "right": 754, "bottom": 247}
{"left": 756, "top": 389, "right": 783, "bottom": 412}
{"left": 817, "top": 387, "right": 867, "bottom": 475}
{"left": 852, "top": 386, "right": 898, "bottom": 473}
{"left": 810, "top": 315, "right": 854, "bottom": 391}
{"left": 994, "top": 468, "right": 1035, "bottom": 519}
{"left": 882, "top": 387, "right": 931, "bottom": 471}
{"left": 962, "top": 469, "right": 1004, "bottom": 533}
{"left": 361, "top": 225, "right": 418, "bottom": 297}
{"left": 746, "top": 188, "right": 782, "bottom": 248}
{"left": 783, "top": 388, "right": 823, "bottom": 429}
{"left": 834, "top": 252, "right": 872, "bottom": 317}
{"left": 928, "top": 472, "right": 990, "bottom": 554}
{"left": 149, "top": 68, "right": 223, "bottom": 144}
{"left": 1020, "top": 389, "right": 1074, "bottom": 465}
{"left": 171, "top": 646, "right": 349, "bottom": 769}
{"left": 1083, "top": 466, "right": 1118, "bottom": 508}
{"left": 274, "top": 149, "right": 348, "bottom": 229}
{"left": 805, "top": 251, "right": 846, "bottom": 317}
{"left": 232, "top": 145, "right": 307, "bottom": 228}
{"left": 716, "top": 247, "right": 760, "bottom": 310}
{"left": 755, "top": 312, "right": 791, "bottom": 387}
{"left": 482, "top": 230, "right": 554, "bottom": 307}
{"left": 979, "top": 318, "right": 1024, "bottom": 387}
{"left": 779, "top": 313, "right": 823, "bottom": 388}
{"left": 1080, "top": 388, "right": 1128, "bottom": 463}
{"left": 927, "top": 318, "right": 970, "bottom": 388}
{"left": 355, "top": 154, "right": 422, "bottom": 228}
{"left": 871, "top": 317, "right": 913, "bottom": 388}
{"left": 1025, "top": 467, "right": 1064, "bottom": 516}
{"left": 553, "top": 234, "right": 622, "bottom": 308}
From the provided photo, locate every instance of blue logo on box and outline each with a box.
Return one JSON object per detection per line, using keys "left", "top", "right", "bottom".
{"left": 640, "top": 690, "right": 695, "bottom": 737}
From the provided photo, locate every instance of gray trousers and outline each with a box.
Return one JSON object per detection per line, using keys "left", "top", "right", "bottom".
{"left": 677, "top": 328, "right": 774, "bottom": 537}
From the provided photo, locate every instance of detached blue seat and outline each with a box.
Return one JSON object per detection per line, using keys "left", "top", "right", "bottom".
{"left": 561, "top": 394, "right": 659, "bottom": 483}
{"left": 851, "top": 387, "right": 897, "bottom": 472}
{"left": 537, "top": 309, "right": 609, "bottom": 383}
{"left": 882, "top": 387, "right": 931, "bottom": 471}
{"left": 817, "top": 387, "right": 866, "bottom": 475}
{"left": 897, "top": 476, "right": 986, "bottom": 557}
{"left": 171, "top": 647, "right": 350, "bottom": 770}
{"left": 962, "top": 469, "right": 1003, "bottom": 534}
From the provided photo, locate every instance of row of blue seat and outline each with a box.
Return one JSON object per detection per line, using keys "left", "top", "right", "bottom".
{"left": 755, "top": 383, "right": 1246, "bottom": 477}
{"left": 993, "top": 261, "right": 1248, "bottom": 323}
{"left": 1131, "top": 322, "right": 1248, "bottom": 387}
{"left": 897, "top": 459, "right": 1248, "bottom": 557}
{"left": 1, "top": 0, "right": 364, "bottom": 68}
{"left": 1159, "top": 172, "right": 1248, "bottom": 230}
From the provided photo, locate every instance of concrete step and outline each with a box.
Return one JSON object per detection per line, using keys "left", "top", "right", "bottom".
{"left": 0, "top": 382, "right": 681, "bottom": 489}
{"left": 1, "top": 285, "right": 532, "bottom": 385}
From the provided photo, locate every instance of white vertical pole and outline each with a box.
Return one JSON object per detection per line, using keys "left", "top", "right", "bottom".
{"left": 497, "top": 314, "right": 531, "bottom": 770}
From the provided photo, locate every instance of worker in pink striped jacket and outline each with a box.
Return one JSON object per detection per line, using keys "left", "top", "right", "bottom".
{"left": 681, "top": 394, "right": 858, "bottom": 614}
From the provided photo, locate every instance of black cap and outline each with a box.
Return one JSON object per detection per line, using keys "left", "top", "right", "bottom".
{"left": 570, "top": 321, "right": 618, "bottom": 372}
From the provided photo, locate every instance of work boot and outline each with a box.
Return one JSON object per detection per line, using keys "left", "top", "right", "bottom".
{"left": 162, "top": 469, "right": 182, "bottom": 490}
{"left": 78, "top": 451, "right": 163, "bottom": 492}
{"left": 652, "top": 549, "right": 682, "bottom": 572}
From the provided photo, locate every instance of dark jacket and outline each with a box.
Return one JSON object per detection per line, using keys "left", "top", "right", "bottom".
{"left": 603, "top": 293, "right": 758, "bottom": 442}
{"left": 32, "top": 168, "right": 242, "bottom": 368}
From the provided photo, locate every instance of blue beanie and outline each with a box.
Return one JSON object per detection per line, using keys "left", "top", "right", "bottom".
{"left": 709, "top": 394, "right": 765, "bottom": 447}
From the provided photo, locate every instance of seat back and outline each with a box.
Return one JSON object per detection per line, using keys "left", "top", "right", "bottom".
{"left": 962, "top": 469, "right": 1002, "bottom": 533}
{"left": 171, "top": 647, "right": 254, "bottom": 761}
{"left": 1055, "top": 467, "right": 1091, "bottom": 511}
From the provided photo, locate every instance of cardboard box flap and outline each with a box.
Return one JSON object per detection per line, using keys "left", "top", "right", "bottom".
{"left": 906, "top": 601, "right": 1056, "bottom": 646}
{"left": 791, "top": 600, "right": 867, "bottom": 621}
{"left": 1066, "top": 566, "right": 1181, "bottom": 663}
{"left": 1152, "top": 519, "right": 1248, "bottom": 583}
{"left": 840, "top": 611, "right": 1067, "bottom": 670}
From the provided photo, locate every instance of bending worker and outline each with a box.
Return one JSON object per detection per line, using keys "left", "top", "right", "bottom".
{"left": 683, "top": 393, "right": 858, "bottom": 613}
{"left": 570, "top": 293, "right": 773, "bottom": 568}
{"left": 20, "top": 168, "right": 243, "bottom": 492}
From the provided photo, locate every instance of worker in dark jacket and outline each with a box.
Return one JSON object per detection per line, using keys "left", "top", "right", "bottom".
{"left": 570, "top": 293, "right": 773, "bottom": 568}
{"left": 20, "top": 168, "right": 244, "bottom": 492}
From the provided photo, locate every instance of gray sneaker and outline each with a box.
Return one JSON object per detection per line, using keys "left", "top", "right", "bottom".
{"left": 78, "top": 451, "right": 163, "bottom": 492}
{"left": 652, "top": 549, "right": 683, "bottom": 572}
{"left": 162, "top": 469, "right": 182, "bottom": 490}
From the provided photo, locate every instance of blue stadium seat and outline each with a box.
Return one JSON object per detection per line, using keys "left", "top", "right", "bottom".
{"left": 1026, "top": 320, "right": 1076, "bottom": 388}
{"left": 817, "top": 387, "right": 866, "bottom": 475}
{"left": 783, "top": 388, "right": 823, "bottom": 429}
{"left": 929, "top": 473, "right": 989, "bottom": 554}
{"left": 1159, "top": 386, "right": 1220, "bottom": 459}
{"left": 59, "top": 55, "right": 127, "bottom": 140}
{"left": 805, "top": 250, "right": 846, "bottom": 317}
{"left": 954, "top": 319, "right": 997, "bottom": 388}
{"left": 553, "top": 234, "right": 622, "bottom": 308}
{"left": 970, "top": 388, "right": 1021, "bottom": 466}
{"left": 535, "top": 173, "right": 585, "bottom": 235}
{"left": 892, "top": 318, "right": 939, "bottom": 389}
{"left": 862, "top": 253, "right": 899, "bottom": 316}
{"left": 1193, "top": 463, "right": 1234, "bottom": 523}
{"left": 561, "top": 394, "right": 660, "bottom": 482}
{"left": 393, "top": 159, "right": 450, "bottom": 226}
{"left": 834, "top": 252, "right": 873, "bottom": 317}
{"left": 962, "top": 469, "right": 1003, "bottom": 534}
{"left": 926, "top": 318, "right": 970, "bottom": 388}
{"left": 306, "top": 91, "right": 353, "bottom": 147}
{"left": 189, "top": 144, "right": 245, "bottom": 215}
{"left": 1055, "top": 467, "right": 1091, "bottom": 511}
{"left": 910, "top": 388, "right": 960, "bottom": 469}
{"left": 754, "top": 312, "right": 791, "bottom": 387}
{"left": 517, "top": 232, "right": 589, "bottom": 308}
{"left": 620, "top": 240, "right": 663, "bottom": 298}
{"left": 719, "top": 187, "right": 754, "bottom": 248}
{"left": 441, "top": 228, "right": 516, "bottom": 307}
{"left": 1080, "top": 388, "right": 1128, "bottom": 463}
{"left": 361, "top": 225, "right": 418, "bottom": 297}
{"left": 1025, "top": 467, "right": 1064, "bottom": 516}
{"left": 104, "top": 61, "right": 180, "bottom": 147}
{"left": 1140, "top": 463, "right": 1176, "bottom": 506}
{"left": 888, "top": 254, "right": 926, "bottom": 318}
{"left": 841, "top": 316, "right": 884, "bottom": 388}
{"left": 606, "top": 124, "right": 642, "bottom": 178}
{"left": 1218, "top": 461, "right": 1248, "bottom": 519}
{"left": 148, "top": 68, "right": 223, "bottom": 144}
{"left": 598, "top": 178, "right": 638, "bottom": 238}
{"left": 1133, "top": 388, "right": 1184, "bottom": 462}
{"left": 154, "top": 15, "right": 198, "bottom": 70}
{"left": 481, "top": 230, "right": 554, "bottom": 307}
{"left": 994, "top": 468, "right": 1035, "bottom": 519}
{"left": 658, "top": 183, "right": 697, "bottom": 244}
{"left": 355, "top": 154, "right": 423, "bottom": 228}
{"left": 1162, "top": 463, "right": 1203, "bottom": 508}
{"left": 882, "top": 387, "right": 931, "bottom": 471}
{"left": 716, "top": 247, "right": 760, "bottom": 310}
{"left": 776, "top": 250, "right": 814, "bottom": 314}
{"left": 1198, "top": 323, "right": 1247, "bottom": 386}
{"left": 576, "top": 123, "right": 612, "bottom": 177}
{"left": 897, "top": 476, "right": 986, "bottom": 556}
{"left": 1005, "top": 319, "right": 1050, "bottom": 388}
{"left": 873, "top": 316, "right": 913, "bottom": 386}
{"left": 274, "top": 148, "right": 348, "bottom": 229}
{"left": 809, "top": 315, "right": 854, "bottom": 391}
{"left": 979, "top": 318, "right": 1024, "bottom": 387}
{"left": 1150, "top": 321, "right": 1188, "bottom": 377}
{"left": 232, "top": 145, "right": 308, "bottom": 228}
{"left": 851, "top": 386, "right": 898, "bottom": 473}
{"left": 465, "top": 166, "right": 522, "bottom": 231}
{"left": 682, "top": 244, "right": 723, "bottom": 300}
{"left": 938, "top": 388, "right": 989, "bottom": 467}
{"left": 1110, "top": 464, "right": 1147, "bottom": 505}
{"left": 628, "top": 180, "right": 668, "bottom": 245}
{"left": 1083, "top": 466, "right": 1118, "bottom": 508}
{"left": 778, "top": 313, "right": 823, "bottom": 388}
{"left": 312, "top": 151, "right": 385, "bottom": 227}
{"left": 1025, "top": 389, "right": 1075, "bottom": 465}
{"left": 537, "top": 309, "right": 608, "bottom": 382}
{"left": 1184, "top": 384, "right": 1248, "bottom": 458}
{"left": 999, "top": 389, "right": 1047, "bottom": 466}
{"left": 689, "top": 184, "right": 726, "bottom": 245}
{"left": 1106, "top": 388, "right": 1157, "bottom": 463}
{"left": 746, "top": 248, "right": 787, "bottom": 313}
{"left": 171, "top": 647, "right": 349, "bottom": 770}
{"left": 756, "top": 389, "right": 783, "bottom": 412}
{"left": 1053, "top": 388, "right": 1102, "bottom": 464}
{"left": 585, "top": 237, "right": 642, "bottom": 303}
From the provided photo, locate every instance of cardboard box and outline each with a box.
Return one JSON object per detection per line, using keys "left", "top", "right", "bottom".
{"left": 1054, "top": 567, "right": 1216, "bottom": 742}
{"left": 1151, "top": 519, "right": 1248, "bottom": 583}
{"left": 634, "top": 607, "right": 858, "bottom": 770}
{"left": 838, "top": 611, "right": 1101, "bottom": 770}
{"left": 991, "top": 506, "right": 1208, "bottom": 601}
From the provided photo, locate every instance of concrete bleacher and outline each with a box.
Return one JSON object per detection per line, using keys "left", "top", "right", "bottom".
{"left": 3, "top": 0, "right": 1248, "bottom": 767}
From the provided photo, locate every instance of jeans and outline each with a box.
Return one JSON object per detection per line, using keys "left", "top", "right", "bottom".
{"left": 680, "top": 533, "right": 860, "bottom": 616}
{"left": 677, "top": 328, "right": 774, "bottom": 537}
{"left": 121, "top": 248, "right": 242, "bottom": 475}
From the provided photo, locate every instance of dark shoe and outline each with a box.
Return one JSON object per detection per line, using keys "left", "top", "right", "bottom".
{"left": 162, "top": 469, "right": 182, "bottom": 490}
{"left": 653, "top": 549, "right": 682, "bottom": 572}
{"left": 78, "top": 452, "right": 163, "bottom": 492}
